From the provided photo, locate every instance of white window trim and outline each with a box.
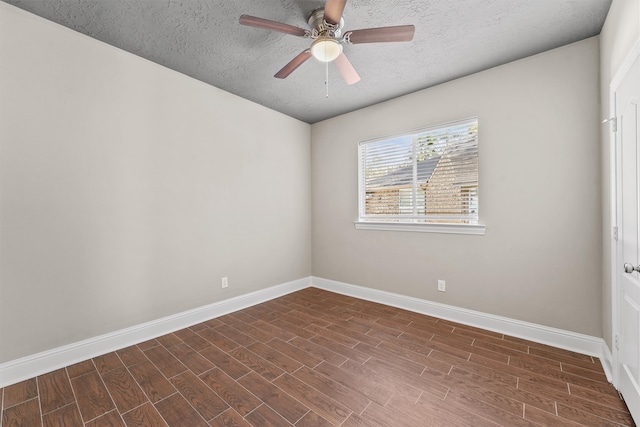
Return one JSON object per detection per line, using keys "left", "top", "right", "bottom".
{"left": 354, "top": 220, "right": 486, "bottom": 235}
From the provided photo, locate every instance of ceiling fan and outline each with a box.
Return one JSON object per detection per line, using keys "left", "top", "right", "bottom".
{"left": 239, "top": 0, "right": 415, "bottom": 85}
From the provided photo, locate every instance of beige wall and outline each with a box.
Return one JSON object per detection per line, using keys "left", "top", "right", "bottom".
{"left": 312, "top": 37, "right": 602, "bottom": 336}
{"left": 0, "top": 3, "right": 311, "bottom": 363}
{"left": 599, "top": 0, "right": 639, "bottom": 351}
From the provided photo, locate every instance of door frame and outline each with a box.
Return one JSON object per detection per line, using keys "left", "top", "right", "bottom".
{"left": 610, "top": 40, "right": 640, "bottom": 389}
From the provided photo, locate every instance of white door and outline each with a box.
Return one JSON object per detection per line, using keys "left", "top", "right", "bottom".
{"left": 616, "top": 54, "right": 640, "bottom": 422}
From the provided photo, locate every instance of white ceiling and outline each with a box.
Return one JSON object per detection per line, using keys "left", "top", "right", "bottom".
{"left": 3, "top": 0, "right": 612, "bottom": 123}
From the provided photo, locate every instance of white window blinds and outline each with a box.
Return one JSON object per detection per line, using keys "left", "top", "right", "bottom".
{"left": 358, "top": 118, "right": 478, "bottom": 224}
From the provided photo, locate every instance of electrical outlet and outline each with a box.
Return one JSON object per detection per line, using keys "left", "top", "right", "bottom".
{"left": 437, "top": 280, "right": 446, "bottom": 292}
{"left": 221, "top": 277, "right": 228, "bottom": 288}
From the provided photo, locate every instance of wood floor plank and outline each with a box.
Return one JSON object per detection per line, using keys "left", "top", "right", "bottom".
{"left": 336, "top": 316, "right": 402, "bottom": 341}
{"left": 326, "top": 324, "right": 382, "bottom": 347}
{"left": 288, "top": 309, "right": 332, "bottom": 328}
{"left": 38, "top": 368, "right": 76, "bottom": 414}
{"left": 361, "top": 400, "right": 431, "bottom": 427}
{"left": 199, "top": 345, "right": 251, "bottom": 379}
{"left": 306, "top": 324, "right": 361, "bottom": 347}
{"left": 222, "top": 311, "right": 261, "bottom": 325}
{"left": 443, "top": 389, "right": 537, "bottom": 427}
{"left": 264, "top": 337, "right": 322, "bottom": 368}
{"left": 287, "top": 337, "right": 348, "bottom": 366}
{"left": 270, "top": 318, "right": 317, "bottom": 339}
{"left": 341, "top": 412, "right": 384, "bottom": 427}
{"left": 294, "top": 411, "right": 335, "bottom": 427}
{"left": 354, "top": 342, "right": 426, "bottom": 375}
{"left": 136, "top": 339, "right": 160, "bottom": 351}
{"left": 414, "top": 393, "right": 503, "bottom": 427}
{"left": 386, "top": 394, "right": 495, "bottom": 427}
{"left": 556, "top": 402, "right": 632, "bottom": 427}
{"left": 557, "top": 399, "right": 634, "bottom": 426}
{"left": 93, "top": 353, "right": 124, "bottom": 374}
{"left": 309, "top": 335, "right": 370, "bottom": 364}
{"left": 71, "top": 371, "right": 116, "bottom": 422}
{"left": 169, "top": 371, "right": 229, "bottom": 422}
{"left": 100, "top": 367, "right": 148, "bottom": 413}
{"left": 561, "top": 363, "right": 609, "bottom": 382}
{"left": 473, "top": 339, "right": 530, "bottom": 357}
{"left": 568, "top": 383, "right": 632, "bottom": 413}
{"left": 128, "top": 361, "right": 177, "bottom": 404}
{"left": 430, "top": 350, "right": 518, "bottom": 386}
{"left": 2, "top": 398, "right": 42, "bottom": 426}
{"left": 209, "top": 408, "right": 252, "bottom": 427}
{"left": 197, "top": 327, "right": 241, "bottom": 352}
{"left": 444, "top": 321, "right": 506, "bottom": 341}
{"left": 166, "top": 343, "right": 214, "bottom": 375}
{"left": 156, "top": 333, "right": 183, "bottom": 349}
{"left": 172, "top": 328, "right": 212, "bottom": 352}
{"left": 143, "top": 346, "right": 187, "bottom": 379}
{"left": 67, "top": 360, "right": 97, "bottom": 379}
{"left": 115, "top": 346, "right": 148, "bottom": 368}
{"left": 334, "top": 306, "right": 381, "bottom": 322}
{"left": 237, "top": 372, "right": 309, "bottom": 424}
{"left": 436, "top": 369, "right": 525, "bottom": 416}
{"left": 199, "top": 368, "right": 261, "bottom": 417}
{"left": 249, "top": 320, "right": 297, "bottom": 342}
{"left": 338, "top": 359, "right": 423, "bottom": 402}
{"left": 121, "top": 402, "right": 169, "bottom": 427}
{"left": 42, "top": 403, "right": 83, "bottom": 427}
{"left": 362, "top": 357, "right": 449, "bottom": 399}
{"left": 273, "top": 373, "right": 351, "bottom": 426}
{"left": 313, "top": 361, "right": 394, "bottom": 406}
{"left": 84, "top": 410, "right": 125, "bottom": 427}
{"left": 394, "top": 310, "right": 441, "bottom": 326}
{"left": 244, "top": 404, "right": 293, "bottom": 426}
{"left": 448, "top": 367, "right": 556, "bottom": 413}
{"left": 203, "top": 318, "right": 225, "bottom": 328}
{"left": 222, "top": 321, "right": 275, "bottom": 343}
{"left": 293, "top": 366, "right": 370, "bottom": 414}
{"left": 214, "top": 324, "right": 256, "bottom": 347}
{"left": 290, "top": 304, "right": 349, "bottom": 325}
{"left": 188, "top": 322, "right": 209, "bottom": 332}
{"left": 228, "top": 346, "right": 284, "bottom": 381}
{"left": 3, "top": 378, "right": 38, "bottom": 408}
{"left": 154, "top": 393, "right": 209, "bottom": 427}
{"left": 529, "top": 346, "right": 601, "bottom": 368}
{"left": 524, "top": 404, "right": 586, "bottom": 427}
{"left": 432, "top": 334, "right": 510, "bottom": 363}
{"left": 246, "top": 341, "right": 303, "bottom": 373}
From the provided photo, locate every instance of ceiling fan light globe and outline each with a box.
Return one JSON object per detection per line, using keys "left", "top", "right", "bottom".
{"left": 311, "top": 38, "right": 342, "bottom": 62}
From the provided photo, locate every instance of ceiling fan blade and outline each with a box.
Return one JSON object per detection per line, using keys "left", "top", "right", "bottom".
{"left": 275, "top": 50, "right": 313, "bottom": 79}
{"left": 334, "top": 53, "right": 360, "bottom": 85}
{"left": 239, "top": 15, "right": 307, "bottom": 37}
{"left": 323, "top": 0, "right": 347, "bottom": 25}
{"left": 346, "top": 25, "right": 415, "bottom": 44}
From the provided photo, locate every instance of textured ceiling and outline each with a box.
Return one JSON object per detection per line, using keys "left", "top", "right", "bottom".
{"left": 3, "top": 0, "right": 612, "bottom": 123}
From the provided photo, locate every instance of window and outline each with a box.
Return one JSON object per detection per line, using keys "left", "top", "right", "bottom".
{"left": 357, "top": 118, "right": 483, "bottom": 234}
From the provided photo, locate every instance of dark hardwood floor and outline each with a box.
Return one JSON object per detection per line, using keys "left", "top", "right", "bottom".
{"left": 1, "top": 287, "right": 635, "bottom": 426}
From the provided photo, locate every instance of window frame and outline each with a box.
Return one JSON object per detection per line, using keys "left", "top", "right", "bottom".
{"left": 355, "top": 118, "right": 485, "bottom": 235}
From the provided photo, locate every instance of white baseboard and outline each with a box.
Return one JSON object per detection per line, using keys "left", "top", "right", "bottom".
{"left": 311, "top": 276, "right": 612, "bottom": 376}
{"left": 0, "top": 277, "right": 310, "bottom": 388}
{"left": 1, "top": 275, "right": 613, "bottom": 388}
{"left": 600, "top": 342, "right": 615, "bottom": 383}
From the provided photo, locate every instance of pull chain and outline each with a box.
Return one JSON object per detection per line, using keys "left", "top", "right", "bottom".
{"left": 325, "top": 61, "right": 329, "bottom": 98}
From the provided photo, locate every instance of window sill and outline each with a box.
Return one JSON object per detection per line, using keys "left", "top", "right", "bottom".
{"left": 354, "top": 221, "right": 486, "bottom": 235}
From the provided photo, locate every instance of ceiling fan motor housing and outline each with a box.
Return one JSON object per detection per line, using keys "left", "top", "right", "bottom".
{"left": 308, "top": 8, "right": 344, "bottom": 38}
